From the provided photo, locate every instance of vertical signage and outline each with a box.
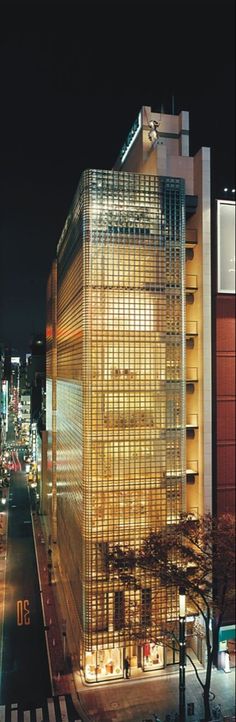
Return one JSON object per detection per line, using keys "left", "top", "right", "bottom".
{"left": 2, "top": 380, "right": 9, "bottom": 433}
{"left": 31, "top": 422, "right": 37, "bottom": 462}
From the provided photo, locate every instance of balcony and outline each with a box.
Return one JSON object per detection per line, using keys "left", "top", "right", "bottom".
{"left": 186, "top": 274, "right": 198, "bottom": 292}
{"left": 186, "top": 460, "right": 198, "bottom": 484}
{"left": 186, "top": 414, "right": 198, "bottom": 427}
{"left": 186, "top": 320, "right": 198, "bottom": 337}
{"left": 185, "top": 228, "right": 197, "bottom": 246}
{"left": 186, "top": 415, "right": 198, "bottom": 438}
{"left": 186, "top": 367, "right": 198, "bottom": 382}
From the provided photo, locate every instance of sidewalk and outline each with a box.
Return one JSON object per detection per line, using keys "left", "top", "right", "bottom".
{"left": 32, "top": 512, "right": 75, "bottom": 697}
{"left": 32, "top": 512, "right": 236, "bottom": 722}
{"left": 0, "top": 507, "right": 8, "bottom": 672}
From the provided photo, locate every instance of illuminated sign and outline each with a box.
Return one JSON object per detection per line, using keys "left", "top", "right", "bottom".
{"left": 31, "top": 422, "right": 37, "bottom": 462}
{"left": 2, "top": 381, "right": 7, "bottom": 415}
{"left": 120, "top": 112, "right": 141, "bottom": 164}
{"left": 11, "top": 356, "right": 20, "bottom": 364}
{"left": 1, "top": 380, "right": 9, "bottom": 432}
{"left": 217, "top": 200, "right": 235, "bottom": 293}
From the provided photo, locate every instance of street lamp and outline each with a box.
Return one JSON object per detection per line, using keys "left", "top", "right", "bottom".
{"left": 179, "top": 587, "right": 186, "bottom": 722}
{"left": 62, "top": 618, "right": 67, "bottom": 661}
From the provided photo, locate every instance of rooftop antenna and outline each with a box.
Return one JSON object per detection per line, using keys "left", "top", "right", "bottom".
{"left": 171, "top": 95, "right": 175, "bottom": 115}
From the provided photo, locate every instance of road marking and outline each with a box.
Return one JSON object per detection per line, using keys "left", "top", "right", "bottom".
{"left": 59, "top": 696, "right": 69, "bottom": 721}
{"left": 16, "top": 599, "right": 31, "bottom": 625}
{"left": 47, "top": 698, "right": 56, "bottom": 722}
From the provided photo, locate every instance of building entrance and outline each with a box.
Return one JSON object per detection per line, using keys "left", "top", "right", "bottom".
{"left": 165, "top": 637, "right": 179, "bottom": 665}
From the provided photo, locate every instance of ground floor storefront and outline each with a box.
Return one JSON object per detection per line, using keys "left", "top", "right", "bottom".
{"left": 85, "top": 641, "right": 165, "bottom": 682}
{"left": 84, "top": 631, "right": 202, "bottom": 683}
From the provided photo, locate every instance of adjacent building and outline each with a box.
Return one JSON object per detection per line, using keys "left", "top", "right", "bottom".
{"left": 213, "top": 199, "right": 235, "bottom": 515}
{"left": 46, "top": 106, "right": 211, "bottom": 680}
{"left": 213, "top": 198, "right": 235, "bottom": 658}
{"left": 27, "top": 334, "right": 46, "bottom": 430}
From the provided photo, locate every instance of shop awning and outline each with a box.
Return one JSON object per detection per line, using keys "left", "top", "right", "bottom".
{"left": 219, "top": 625, "right": 236, "bottom": 642}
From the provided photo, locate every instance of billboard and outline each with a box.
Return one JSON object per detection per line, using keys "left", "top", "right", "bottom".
{"left": 217, "top": 200, "right": 235, "bottom": 293}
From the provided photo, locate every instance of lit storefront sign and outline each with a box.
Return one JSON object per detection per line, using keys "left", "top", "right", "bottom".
{"left": 31, "top": 422, "right": 37, "bottom": 462}
{"left": 2, "top": 380, "right": 9, "bottom": 433}
{"left": 217, "top": 200, "right": 235, "bottom": 293}
{"left": 120, "top": 112, "right": 141, "bottom": 164}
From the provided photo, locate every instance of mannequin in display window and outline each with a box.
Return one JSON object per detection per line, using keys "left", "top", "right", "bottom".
{"left": 143, "top": 642, "right": 150, "bottom": 661}
{"left": 151, "top": 643, "right": 159, "bottom": 663}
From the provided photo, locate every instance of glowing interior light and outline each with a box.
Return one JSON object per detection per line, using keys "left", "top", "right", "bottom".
{"left": 179, "top": 589, "right": 186, "bottom": 617}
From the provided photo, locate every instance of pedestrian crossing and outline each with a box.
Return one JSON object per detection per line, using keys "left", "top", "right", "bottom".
{"left": 0, "top": 695, "right": 83, "bottom": 722}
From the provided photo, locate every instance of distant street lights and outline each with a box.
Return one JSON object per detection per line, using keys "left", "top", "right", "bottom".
{"left": 179, "top": 587, "right": 186, "bottom": 722}
{"left": 223, "top": 187, "right": 235, "bottom": 195}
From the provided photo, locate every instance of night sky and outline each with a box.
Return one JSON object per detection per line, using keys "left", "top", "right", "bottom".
{"left": 0, "top": 0, "right": 235, "bottom": 354}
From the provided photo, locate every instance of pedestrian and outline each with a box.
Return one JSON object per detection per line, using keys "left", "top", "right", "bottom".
{"left": 124, "top": 656, "right": 130, "bottom": 678}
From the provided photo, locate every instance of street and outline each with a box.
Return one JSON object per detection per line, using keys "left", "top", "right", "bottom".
{"left": 0, "top": 467, "right": 51, "bottom": 706}
{"left": 0, "top": 416, "right": 235, "bottom": 721}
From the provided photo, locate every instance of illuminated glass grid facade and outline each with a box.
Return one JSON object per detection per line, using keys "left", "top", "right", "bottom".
{"left": 47, "top": 169, "right": 186, "bottom": 680}
{"left": 46, "top": 261, "right": 57, "bottom": 532}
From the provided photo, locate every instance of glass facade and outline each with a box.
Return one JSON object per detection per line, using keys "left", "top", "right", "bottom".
{"left": 47, "top": 169, "right": 186, "bottom": 680}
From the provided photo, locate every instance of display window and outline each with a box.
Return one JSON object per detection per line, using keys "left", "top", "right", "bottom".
{"left": 85, "top": 648, "right": 123, "bottom": 682}
{"left": 142, "top": 641, "right": 164, "bottom": 670}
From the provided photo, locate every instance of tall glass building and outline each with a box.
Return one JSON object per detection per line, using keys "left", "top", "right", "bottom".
{"left": 46, "top": 107, "right": 211, "bottom": 680}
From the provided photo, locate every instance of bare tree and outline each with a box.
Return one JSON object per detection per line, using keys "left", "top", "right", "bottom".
{"left": 107, "top": 513, "right": 235, "bottom": 721}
